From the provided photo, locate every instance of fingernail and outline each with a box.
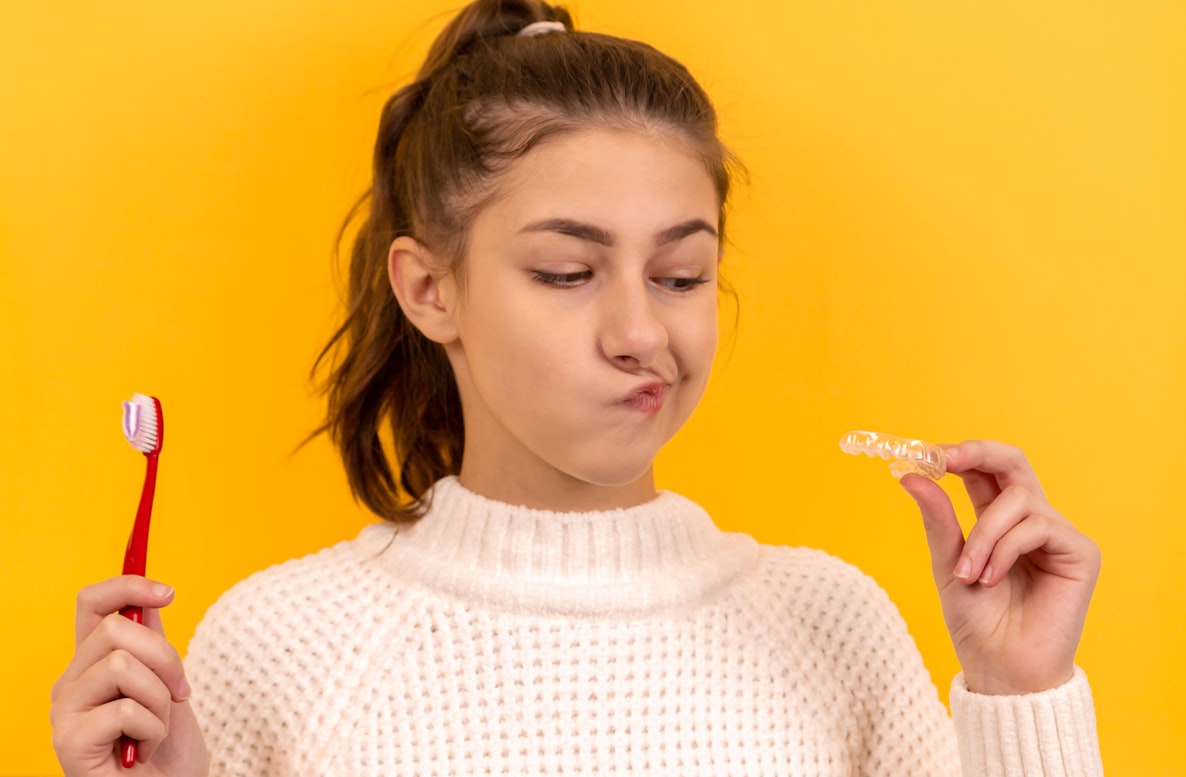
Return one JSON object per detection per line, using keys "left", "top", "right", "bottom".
{"left": 178, "top": 676, "right": 192, "bottom": 701}
{"left": 979, "top": 564, "right": 993, "bottom": 585}
{"left": 954, "top": 558, "right": 972, "bottom": 580}
{"left": 152, "top": 583, "right": 174, "bottom": 598}
{"left": 943, "top": 446, "right": 959, "bottom": 461}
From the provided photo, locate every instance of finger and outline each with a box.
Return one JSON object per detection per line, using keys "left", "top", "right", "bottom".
{"left": 60, "top": 645, "right": 175, "bottom": 730}
{"left": 57, "top": 612, "right": 191, "bottom": 704}
{"left": 945, "top": 441, "right": 1046, "bottom": 508}
{"left": 75, "top": 576, "right": 176, "bottom": 646}
{"left": 947, "top": 464, "right": 1002, "bottom": 517}
{"left": 958, "top": 484, "right": 1057, "bottom": 583}
{"left": 52, "top": 698, "right": 169, "bottom": 767}
{"left": 976, "top": 513, "right": 1062, "bottom": 587}
{"left": 899, "top": 474, "right": 966, "bottom": 588}
{"left": 979, "top": 513, "right": 1101, "bottom": 588}
{"left": 133, "top": 702, "right": 198, "bottom": 764}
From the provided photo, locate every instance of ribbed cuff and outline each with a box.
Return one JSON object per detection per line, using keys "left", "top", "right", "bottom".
{"left": 949, "top": 666, "right": 1102, "bottom": 777}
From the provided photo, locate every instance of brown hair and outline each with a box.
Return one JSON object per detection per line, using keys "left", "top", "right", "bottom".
{"left": 314, "top": 0, "right": 739, "bottom": 522}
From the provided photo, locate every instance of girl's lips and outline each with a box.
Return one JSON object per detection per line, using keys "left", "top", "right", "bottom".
{"left": 621, "top": 382, "right": 669, "bottom": 415}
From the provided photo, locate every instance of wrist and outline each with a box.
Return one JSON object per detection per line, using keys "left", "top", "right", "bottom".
{"left": 962, "top": 665, "right": 1076, "bottom": 696}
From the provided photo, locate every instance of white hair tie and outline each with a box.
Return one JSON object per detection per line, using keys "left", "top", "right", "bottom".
{"left": 518, "top": 20, "right": 567, "bottom": 37}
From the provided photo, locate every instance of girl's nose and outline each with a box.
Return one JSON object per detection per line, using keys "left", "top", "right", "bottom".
{"left": 599, "top": 280, "right": 668, "bottom": 369}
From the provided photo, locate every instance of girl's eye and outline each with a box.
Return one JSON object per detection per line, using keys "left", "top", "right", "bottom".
{"left": 530, "top": 270, "right": 711, "bottom": 291}
{"left": 655, "top": 276, "right": 712, "bottom": 292}
{"left": 531, "top": 269, "right": 592, "bottom": 287}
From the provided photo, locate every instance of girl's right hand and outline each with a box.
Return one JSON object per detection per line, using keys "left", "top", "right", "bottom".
{"left": 51, "top": 576, "right": 210, "bottom": 777}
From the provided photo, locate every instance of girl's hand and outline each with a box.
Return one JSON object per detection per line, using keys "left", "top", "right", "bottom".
{"left": 899, "top": 440, "right": 1101, "bottom": 695}
{"left": 51, "top": 576, "right": 209, "bottom": 777}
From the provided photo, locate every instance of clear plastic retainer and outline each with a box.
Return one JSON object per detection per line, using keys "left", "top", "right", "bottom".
{"left": 839, "top": 430, "right": 946, "bottom": 480}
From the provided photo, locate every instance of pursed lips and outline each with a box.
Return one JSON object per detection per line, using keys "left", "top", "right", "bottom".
{"left": 620, "top": 381, "right": 670, "bottom": 415}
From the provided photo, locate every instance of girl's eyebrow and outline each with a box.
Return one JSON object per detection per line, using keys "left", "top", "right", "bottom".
{"left": 519, "top": 218, "right": 718, "bottom": 247}
{"left": 657, "top": 219, "right": 719, "bottom": 245}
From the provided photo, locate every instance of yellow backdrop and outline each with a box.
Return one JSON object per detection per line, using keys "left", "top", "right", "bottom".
{"left": 2, "top": 1, "right": 1183, "bottom": 774}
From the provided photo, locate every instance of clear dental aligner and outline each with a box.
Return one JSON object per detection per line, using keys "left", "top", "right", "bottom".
{"left": 839, "top": 430, "right": 947, "bottom": 480}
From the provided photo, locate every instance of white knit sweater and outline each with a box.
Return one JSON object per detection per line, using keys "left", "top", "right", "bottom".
{"left": 186, "top": 476, "right": 1102, "bottom": 776}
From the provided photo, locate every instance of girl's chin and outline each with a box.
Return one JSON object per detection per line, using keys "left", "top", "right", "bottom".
{"left": 562, "top": 446, "right": 666, "bottom": 487}
{"left": 543, "top": 455, "right": 649, "bottom": 487}
{"left": 569, "top": 469, "right": 655, "bottom": 491}
{"left": 544, "top": 459, "right": 661, "bottom": 500}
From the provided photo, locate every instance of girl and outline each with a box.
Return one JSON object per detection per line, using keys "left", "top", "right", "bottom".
{"left": 50, "top": 1, "right": 1103, "bottom": 775}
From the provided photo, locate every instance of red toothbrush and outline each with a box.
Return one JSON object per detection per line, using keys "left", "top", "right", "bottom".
{"left": 118, "top": 393, "right": 164, "bottom": 768}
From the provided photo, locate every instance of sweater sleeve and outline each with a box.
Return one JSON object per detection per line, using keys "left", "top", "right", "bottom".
{"left": 949, "top": 667, "right": 1103, "bottom": 776}
{"left": 804, "top": 550, "right": 963, "bottom": 776}
{"left": 760, "top": 547, "right": 1103, "bottom": 776}
{"left": 820, "top": 554, "right": 1105, "bottom": 776}
{"left": 182, "top": 541, "right": 369, "bottom": 777}
{"left": 183, "top": 534, "right": 410, "bottom": 777}
{"left": 183, "top": 574, "right": 292, "bottom": 777}
{"left": 750, "top": 546, "right": 962, "bottom": 775}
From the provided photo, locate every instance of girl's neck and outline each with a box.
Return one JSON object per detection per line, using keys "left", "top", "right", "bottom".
{"left": 360, "top": 476, "right": 760, "bottom": 617}
{"left": 457, "top": 461, "right": 659, "bottom": 512}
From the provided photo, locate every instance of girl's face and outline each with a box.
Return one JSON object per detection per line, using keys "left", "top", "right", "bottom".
{"left": 440, "top": 128, "right": 721, "bottom": 510}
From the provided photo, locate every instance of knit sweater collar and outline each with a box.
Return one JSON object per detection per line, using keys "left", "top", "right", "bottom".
{"left": 357, "top": 476, "right": 759, "bottom": 617}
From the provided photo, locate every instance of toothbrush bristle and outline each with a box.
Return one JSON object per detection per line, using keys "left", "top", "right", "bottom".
{"left": 123, "top": 393, "right": 162, "bottom": 454}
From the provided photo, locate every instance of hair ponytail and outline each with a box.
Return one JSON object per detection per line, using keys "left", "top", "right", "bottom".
{"left": 315, "top": 0, "right": 739, "bottom": 522}
{"left": 416, "top": 2, "right": 573, "bottom": 81}
{"left": 312, "top": 77, "right": 458, "bottom": 524}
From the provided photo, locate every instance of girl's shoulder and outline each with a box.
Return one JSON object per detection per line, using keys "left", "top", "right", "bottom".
{"left": 188, "top": 524, "right": 399, "bottom": 650}
{"left": 756, "top": 542, "right": 885, "bottom": 592}
{"left": 735, "top": 544, "right": 924, "bottom": 684}
{"left": 227, "top": 523, "right": 388, "bottom": 588}
{"left": 747, "top": 542, "right": 906, "bottom": 632}
{"left": 183, "top": 524, "right": 403, "bottom": 763}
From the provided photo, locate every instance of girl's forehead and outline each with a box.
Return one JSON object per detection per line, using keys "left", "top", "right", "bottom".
{"left": 523, "top": 127, "right": 702, "bottom": 168}
{"left": 485, "top": 129, "right": 721, "bottom": 223}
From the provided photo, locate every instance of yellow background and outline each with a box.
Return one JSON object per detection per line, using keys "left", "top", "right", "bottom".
{"left": 2, "top": 1, "right": 1183, "bottom": 774}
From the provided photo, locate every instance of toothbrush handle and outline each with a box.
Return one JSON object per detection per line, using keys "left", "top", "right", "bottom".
{"left": 122, "top": 453, "right": 158, "bottom": 577}
{"left": 117, "top": 605, "right": 143, "bottom": 623}
{"left": 118, "top": 732, "right": 139, "bottom": 768}
{"left": 117, "top": 452, "right": 158, "bottom": 768}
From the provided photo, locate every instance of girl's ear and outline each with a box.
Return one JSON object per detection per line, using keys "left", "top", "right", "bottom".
{"left": 388, "top": 236, "right": 459, "bottom": 344}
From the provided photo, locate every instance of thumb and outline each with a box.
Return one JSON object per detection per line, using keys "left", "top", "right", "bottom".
{"left": 900, "top": 474, "right": 965, "bottom": 587}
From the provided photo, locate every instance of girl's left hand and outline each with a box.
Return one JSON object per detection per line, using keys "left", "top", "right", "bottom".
{"left": 899, "top": 440, "right": 1101, "bottom": 695}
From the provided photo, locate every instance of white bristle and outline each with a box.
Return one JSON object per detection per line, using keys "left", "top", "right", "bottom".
{"left": 123, "top": 393, "right": 160, "bottom": 453}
